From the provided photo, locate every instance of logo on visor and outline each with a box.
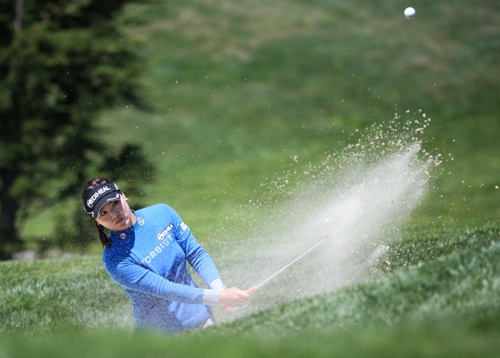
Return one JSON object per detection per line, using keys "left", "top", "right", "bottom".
{"left": 86, "top": 186, "right": 111, "bottom": 208}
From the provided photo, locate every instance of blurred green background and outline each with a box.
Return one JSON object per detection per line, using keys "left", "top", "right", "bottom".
{"left": 22, "top": 0, "right": 500, "bottom": 251}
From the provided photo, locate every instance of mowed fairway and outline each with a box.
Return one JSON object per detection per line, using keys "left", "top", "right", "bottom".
{"left": 6, "top": 0, "right": 500, "bottom": 356}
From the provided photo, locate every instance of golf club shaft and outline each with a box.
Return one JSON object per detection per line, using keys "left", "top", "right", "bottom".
{"left": 223, "top": 237, "right": 327, "bottom": 312}
{"left": 254, "top": 237, "right": 326, "bottom": 290}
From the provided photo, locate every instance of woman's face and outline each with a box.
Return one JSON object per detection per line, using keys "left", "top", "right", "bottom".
{"left": 95, "top": 193, "right": 136, "bottom": 231}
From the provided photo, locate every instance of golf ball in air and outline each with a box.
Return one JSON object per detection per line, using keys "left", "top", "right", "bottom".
{"left": 404, "top": 7, "right": 416, "bottom": 19}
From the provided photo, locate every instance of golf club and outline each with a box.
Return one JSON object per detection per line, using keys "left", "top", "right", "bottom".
{"left": 223, "top": 218, "right": 333, "bottom": 312}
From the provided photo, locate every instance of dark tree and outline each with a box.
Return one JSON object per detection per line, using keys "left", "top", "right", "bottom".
{"left": 0, "top": 0, "right": 151, "bottom": 259}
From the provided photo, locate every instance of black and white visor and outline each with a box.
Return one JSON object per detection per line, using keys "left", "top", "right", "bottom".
{"left": 85, "top": 182, "right": 121, "bottom": 218}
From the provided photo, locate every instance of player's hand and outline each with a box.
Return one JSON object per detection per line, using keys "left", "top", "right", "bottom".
{"left": 218, "top": 287, "right": 250, "bottom": 308}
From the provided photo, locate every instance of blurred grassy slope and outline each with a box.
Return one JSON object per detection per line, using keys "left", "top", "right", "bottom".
{"left": 22, "top": 0, "right": 500, "bottom": 243}
{"left": 107, "top": 0, "right": 499, "bottom": 235}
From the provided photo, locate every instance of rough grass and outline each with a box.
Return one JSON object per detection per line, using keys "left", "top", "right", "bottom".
{"left": 0, "top": 256, "right": 131, "bottom": 334}
{"left": 1, "top": 320, "right": 500, "bottom": 358}
{"left": 2, "top": 219, "right": 500, "bottom": 356}
{"left": 216, "top": 219, "right": 500, "bottom": 335}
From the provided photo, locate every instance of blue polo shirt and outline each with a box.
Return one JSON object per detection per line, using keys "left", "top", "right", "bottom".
{"left": 103, "top": 204, "right": 221, "bottom": 333}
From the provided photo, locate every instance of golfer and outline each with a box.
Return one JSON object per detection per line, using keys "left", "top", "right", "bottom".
{"left": 82, "top": 177, "right": 249, "bottom": 334}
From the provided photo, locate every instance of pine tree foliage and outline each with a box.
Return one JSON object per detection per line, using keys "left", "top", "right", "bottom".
{"left": 0, "top": 0, "right": 150, "bottom": 259}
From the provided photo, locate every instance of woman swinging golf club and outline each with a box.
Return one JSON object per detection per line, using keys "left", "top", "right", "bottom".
{"left": 82, "top": 177, "right": 249, "bottom": 334}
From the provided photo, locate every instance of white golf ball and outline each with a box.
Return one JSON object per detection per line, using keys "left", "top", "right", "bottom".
{"left": 404, "top": 7, "right": 416, "bottom": 19}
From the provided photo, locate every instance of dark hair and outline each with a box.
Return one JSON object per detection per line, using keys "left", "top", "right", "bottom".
{"left": 82, "top": 177, "right": 113, "bottom": 248}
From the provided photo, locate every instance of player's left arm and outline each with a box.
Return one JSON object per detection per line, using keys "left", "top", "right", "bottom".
{"left": 166, "top": 205, "right": 224, "bottom": 290}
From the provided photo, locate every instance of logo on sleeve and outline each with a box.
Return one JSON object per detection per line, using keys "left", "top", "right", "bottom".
{"left": 180, "top": 222, "right": 187, "bottom": 231}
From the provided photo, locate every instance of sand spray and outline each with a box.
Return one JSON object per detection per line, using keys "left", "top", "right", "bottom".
{"left": 214, "top": 114, "right": 441, "bottom": 320}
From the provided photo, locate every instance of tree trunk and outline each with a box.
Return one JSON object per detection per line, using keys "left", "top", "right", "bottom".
{"left": 0, "top": 171, "right": 22, "bottom": 260}
{"left": 14, "top": 0, "right": 23, "bottom": 33}
{"left": 0, "top": 2, "right": 24, "bottom": 259}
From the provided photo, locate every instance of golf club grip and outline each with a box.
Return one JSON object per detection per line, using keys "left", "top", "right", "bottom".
{"left": 246, "top": 285, "right": 258, "bottom": 295}
{"left": 222, "top": 285, "right": 257, "bottom": 313}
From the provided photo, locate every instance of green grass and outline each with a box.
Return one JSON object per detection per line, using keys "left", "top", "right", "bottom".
{"left": 0, "top": 256, "right": 131, "bottom": 334}
{"left": 1, "top": 320, "right": 500, "bottom": 358}
{"left": 124, "top": 0, "right": 499, "bottom": 226}
{"left": 220, "top": 220, "right": 500, "bottom": 335}
{"left": 2, "top": 219, "right": 500, "bottom": 356}
{"left": 22, "top": 0, "right": 500, "bottom": 242}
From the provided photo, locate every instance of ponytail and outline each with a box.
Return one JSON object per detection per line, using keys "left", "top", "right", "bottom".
{"left": 82, "top": 177, "right": 115, "bottom": 248}
{"left": 94, "top": 221, "right": 112, "bottom": 248}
